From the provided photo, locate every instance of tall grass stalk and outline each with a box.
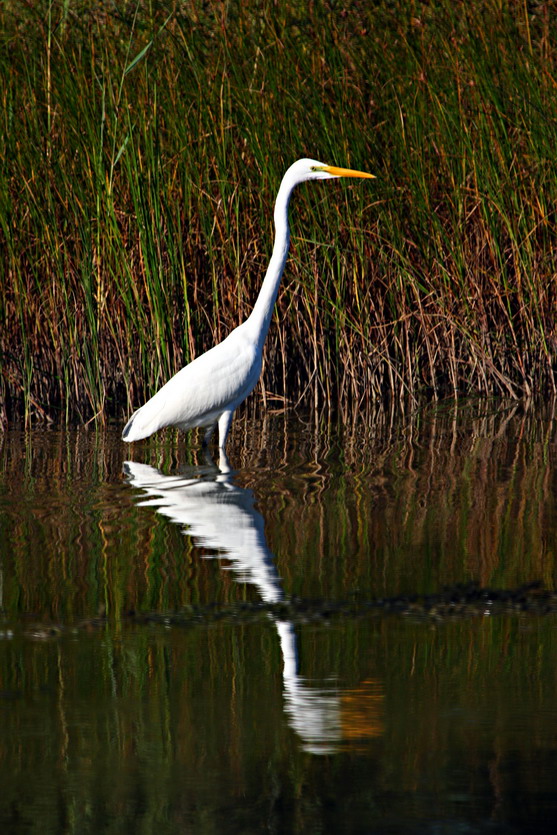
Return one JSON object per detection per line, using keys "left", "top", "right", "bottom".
{"left": 1, "top": 0, "right": 556, "bottom": 426}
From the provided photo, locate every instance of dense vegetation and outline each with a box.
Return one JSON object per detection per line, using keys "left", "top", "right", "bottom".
{"left": 1, "top": 0, "right": 556, "bottom": 426}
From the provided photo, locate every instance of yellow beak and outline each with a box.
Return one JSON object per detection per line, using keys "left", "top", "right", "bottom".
{"left": 323, "top": 164, "right": 376, "bottom": 179}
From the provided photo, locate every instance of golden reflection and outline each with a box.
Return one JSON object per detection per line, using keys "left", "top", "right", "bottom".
{"left": 339, "top": 679, "right": 384, "bottom": 745}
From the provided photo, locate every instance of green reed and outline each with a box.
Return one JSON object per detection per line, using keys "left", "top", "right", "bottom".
{"left": 1, "top": 0, "right": 556, "bottom": 425}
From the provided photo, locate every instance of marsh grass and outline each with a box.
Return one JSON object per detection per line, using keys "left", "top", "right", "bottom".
{"left": 1, "top": 0, "right": 556, "bottom": 426}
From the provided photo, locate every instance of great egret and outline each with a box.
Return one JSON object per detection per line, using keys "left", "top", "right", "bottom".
{"left": 122, "top": 158, "right": 374, "bottom": 449}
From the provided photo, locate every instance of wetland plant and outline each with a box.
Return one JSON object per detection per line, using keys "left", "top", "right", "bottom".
{"left": 1, "top": 1, "right": 556, "bottom": 426}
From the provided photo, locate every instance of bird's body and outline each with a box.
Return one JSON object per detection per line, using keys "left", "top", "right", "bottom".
{"left": 123, "top": 158, "right": 374, "bottom": 449}
{"left": 123, "top": 320, "right": 260, "bottom": 444}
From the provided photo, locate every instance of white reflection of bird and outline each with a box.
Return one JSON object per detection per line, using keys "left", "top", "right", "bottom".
{"left": 124, "top": 457, "right": 355, "bottom": 755}
{"left": 122, "top": 158, "right": 374, "bottom": 450}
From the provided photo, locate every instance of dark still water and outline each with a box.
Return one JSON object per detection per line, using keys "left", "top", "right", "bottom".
{"left": 1, "top": 400, "right": 557, "bottom": 834}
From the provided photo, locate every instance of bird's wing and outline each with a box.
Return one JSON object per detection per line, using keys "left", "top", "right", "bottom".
{"left": 123, "top": 327, "right": 260, "bottom": 441}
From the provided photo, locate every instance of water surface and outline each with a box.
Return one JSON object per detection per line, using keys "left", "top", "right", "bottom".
{"left": 1, "top": 401, "right": 557, "bottom": 833}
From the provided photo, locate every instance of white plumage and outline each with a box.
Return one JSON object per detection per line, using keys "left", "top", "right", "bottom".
{"left": 122, "top": 157, "right": 374, "bottom": 449}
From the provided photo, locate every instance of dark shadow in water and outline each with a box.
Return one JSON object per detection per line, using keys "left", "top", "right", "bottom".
{"left": 123, "top": 451, "right": 371, "bottom": 755}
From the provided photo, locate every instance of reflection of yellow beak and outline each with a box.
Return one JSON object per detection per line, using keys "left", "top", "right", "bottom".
{"left": 323, "top": 164, "right": 376, "bottom": 179}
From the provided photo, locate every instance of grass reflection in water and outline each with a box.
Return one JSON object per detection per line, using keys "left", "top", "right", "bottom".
{"left": 1, "top": 401, "right": 557, "bottom": 832}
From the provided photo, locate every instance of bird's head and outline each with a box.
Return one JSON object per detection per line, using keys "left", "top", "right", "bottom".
{"left": 286, "top": 157, "right": 376, "bottom": 184}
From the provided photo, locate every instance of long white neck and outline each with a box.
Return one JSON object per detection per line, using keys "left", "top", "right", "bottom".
{"left": 245, "top": 176, "right": 293, "bottom": 347}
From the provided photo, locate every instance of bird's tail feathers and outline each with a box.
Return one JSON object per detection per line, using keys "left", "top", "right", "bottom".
{"left": 122, "top": 407, "right": 153, "bottom": 442}
{"left": 122, "top": 412, "right": 140, "bottom": 442}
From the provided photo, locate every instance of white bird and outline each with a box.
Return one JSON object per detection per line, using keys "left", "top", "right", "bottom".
{"left": 122, "top": 158, "right": 375, "bottom": 449}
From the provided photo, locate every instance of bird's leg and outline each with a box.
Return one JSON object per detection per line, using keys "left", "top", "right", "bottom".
{"left": 202, "top": 424, "right": 216, "bottom": 448}
{"left": 217, "top": 449, "right": 232, "bottom": 473}
{"left": 217, "top": 410, "right": 234, "bottom": 449}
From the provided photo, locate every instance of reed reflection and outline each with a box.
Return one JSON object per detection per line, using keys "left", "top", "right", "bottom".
{"left": 124, "top": 453, "right": 383, "bottom": 754}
